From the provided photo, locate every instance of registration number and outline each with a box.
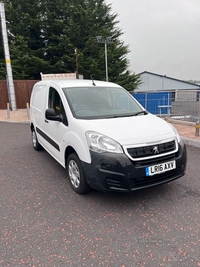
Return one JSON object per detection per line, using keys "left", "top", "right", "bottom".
{"left": 145, "top": 160, "right": 176, "bottom": 176}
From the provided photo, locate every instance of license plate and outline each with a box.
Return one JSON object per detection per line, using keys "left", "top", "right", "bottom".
{"left": 145, "top": 160, "right": 176, "bottom": 176}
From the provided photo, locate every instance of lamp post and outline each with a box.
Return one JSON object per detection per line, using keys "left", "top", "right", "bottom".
{"left": 0, "top": 2, "right": 16, "bottom": 110}
{"left": 96, "top": 36, "right": 113, "bottom": 82}
{"left": 75, "top": 48, "right": 79, "bottom": 79}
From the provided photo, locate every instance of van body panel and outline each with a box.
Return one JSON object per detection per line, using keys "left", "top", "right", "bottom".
{"left": 78, "top": 114, "right": 175, "bottom": 145}
{"left": 30, "top": 79, "right": 187, "bottom": 193}
{"left": 30, "top": 83, "right": 92, "bottom": 165}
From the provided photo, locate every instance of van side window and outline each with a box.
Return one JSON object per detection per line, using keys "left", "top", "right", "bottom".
{"left": 48, "top": 87, "right": 68, "bottom": 125}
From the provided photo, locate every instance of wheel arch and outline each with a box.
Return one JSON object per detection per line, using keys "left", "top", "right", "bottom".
{"left": 64, "top": 146, "right": 76, "bottom": 168}
{"left": 64, "top": 145, "right": 91, "bottom": 170}
{"left": 62, "top": 131, "right": 91, "bottom": 165}
{"left": 30, "top": 122, "right": 34, "bottom": 131}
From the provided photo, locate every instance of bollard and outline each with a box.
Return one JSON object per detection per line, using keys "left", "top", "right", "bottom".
{"left": 26, "top": 103, "right": 30, "bottom": 119}
{"left": 195, "top": 120, "right": 200, "bottom": 137}
{"left": 7, "top": 103, "right": 10, "bottom": 118}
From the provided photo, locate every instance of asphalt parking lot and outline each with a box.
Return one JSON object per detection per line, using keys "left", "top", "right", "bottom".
{"left": 0, "top": 122, "right": 200, "bottom": 267}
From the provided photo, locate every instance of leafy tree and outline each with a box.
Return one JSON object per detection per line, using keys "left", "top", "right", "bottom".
{"left": 0, "top": 0, "right": 140, "bottom": 89}
{"left": 0, "top": 42, "right": 6, "bottom": 79}
{"left": 0, "top": 7, "right": 7, "bottom": 79}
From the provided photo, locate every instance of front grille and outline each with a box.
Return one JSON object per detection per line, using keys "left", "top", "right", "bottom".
{"left": 133, "top": 154, "right": 176, "bottom": 167}
{"left": 127, "top": 140, "right": 176, "bottom": 159}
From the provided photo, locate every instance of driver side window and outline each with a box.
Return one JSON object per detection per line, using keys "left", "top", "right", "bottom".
{"left": 48, "top": 87, "right": 68, "bottom": 125}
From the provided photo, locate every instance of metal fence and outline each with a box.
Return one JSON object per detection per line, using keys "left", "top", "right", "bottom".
{"left": 132, "top": 90, "right": 200, "bottom": 122}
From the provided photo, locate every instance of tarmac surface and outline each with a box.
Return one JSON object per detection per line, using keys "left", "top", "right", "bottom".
{"left": 0, "top": 111, "right": 200, "bottom": 267}
{"left": 0, "top": 108, "right": 200, "bottom": 148}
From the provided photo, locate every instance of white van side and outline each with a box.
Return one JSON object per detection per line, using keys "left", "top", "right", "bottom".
{"left": 30, "top": 79, "right": 187, "bottom": 194}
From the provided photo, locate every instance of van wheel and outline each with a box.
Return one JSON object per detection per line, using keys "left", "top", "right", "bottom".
{"left": 32, "top": 128, "right": 42, "bottom": 151}
{"left": 67, "top": 153, "right": 90, "bottom": 194}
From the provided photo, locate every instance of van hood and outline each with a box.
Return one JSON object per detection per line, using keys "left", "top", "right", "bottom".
{"left": 78, "top": 114, "right": 176, "bottom": 146}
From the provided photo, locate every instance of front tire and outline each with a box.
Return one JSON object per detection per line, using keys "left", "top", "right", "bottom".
{"left": 67, "top": 153, "right": 90, "bottom": 194}
{"left": 32, "top": 128, "right": 42, "bottom": 151}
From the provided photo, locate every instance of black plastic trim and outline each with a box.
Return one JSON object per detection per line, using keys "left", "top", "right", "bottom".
{"left": 36, "top": 127, "right": 60, "bottom": 151}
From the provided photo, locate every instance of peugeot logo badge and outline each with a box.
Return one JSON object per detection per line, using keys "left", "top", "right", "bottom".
{"left": 153, "top": 146, "right": 159, "bottom": 154}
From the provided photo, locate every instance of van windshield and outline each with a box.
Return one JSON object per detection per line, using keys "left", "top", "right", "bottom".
{"left": 62, "top": 86, "right": 145, "bottom": 119}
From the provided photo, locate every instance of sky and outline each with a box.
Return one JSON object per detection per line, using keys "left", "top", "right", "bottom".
{"left": 107, "top": 0, "right": 200, "bottom": 81}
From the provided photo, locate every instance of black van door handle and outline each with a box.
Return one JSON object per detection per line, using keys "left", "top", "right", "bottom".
{"left": 45, "top": 119, "right": 49, "bottom": 123}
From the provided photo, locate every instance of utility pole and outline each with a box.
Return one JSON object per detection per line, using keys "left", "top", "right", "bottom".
{"left": 0, "top": 2, "right": 17, "bottom": 110}
{"left": 75, "top": 48, "right": 79, "bottom": 79}
{"left": 96, "top": 36, "right": 113, "bottom": 82}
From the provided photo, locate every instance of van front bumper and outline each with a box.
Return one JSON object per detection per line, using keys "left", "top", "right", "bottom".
{"left": 82, "top": 140, "right": 187, "bottom": 193}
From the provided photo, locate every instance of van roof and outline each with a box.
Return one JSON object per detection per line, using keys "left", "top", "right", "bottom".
{"left": 35, "top": 79, "right": 121, "bottom": 88}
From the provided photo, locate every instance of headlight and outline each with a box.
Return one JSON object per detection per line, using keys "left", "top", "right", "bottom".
{"left": 86, "top": 131, "right": 123, "bottom": 153}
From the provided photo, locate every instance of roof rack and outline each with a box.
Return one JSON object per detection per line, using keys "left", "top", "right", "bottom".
{"left": 40, "top": 73, "right": 83, "bottom": 80}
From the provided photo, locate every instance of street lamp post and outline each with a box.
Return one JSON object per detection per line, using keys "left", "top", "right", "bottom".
{"left": 75, "top": 48, "right": 79, "bottom": 79}
{"left": 96, "top": 36, "right": 113, "bottom": 82}
{"left": 0, "top": 2, "right": 16, "bottom": 111}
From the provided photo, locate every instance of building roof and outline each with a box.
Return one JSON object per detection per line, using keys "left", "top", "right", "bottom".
{"left": 138, "top": 71, "right": 200, "bottom": 88}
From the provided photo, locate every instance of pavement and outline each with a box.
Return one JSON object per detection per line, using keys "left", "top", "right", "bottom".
{"left": 0, "top": 108, "right": 200, "bottom": 148}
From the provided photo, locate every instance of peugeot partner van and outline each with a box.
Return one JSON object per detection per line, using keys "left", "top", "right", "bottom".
{"left": 30, "top": 79, "right": 187, "bottom": 194}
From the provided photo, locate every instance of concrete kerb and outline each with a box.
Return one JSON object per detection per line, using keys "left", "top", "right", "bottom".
{"left": 168, "top": 118, "right": 200, "bottom": 148}
{"left": 0, "top": 120, "right": 30, "bottom": 125}
{"left": 181, "top": 137, "right": 200, "bottom": 149}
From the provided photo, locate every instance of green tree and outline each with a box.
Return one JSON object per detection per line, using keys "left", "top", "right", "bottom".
{"left": 1, "top": 0, "right": 140, "bottom": 89}
{"left": 0, "top": 42, "right": 6, "bottom": 79}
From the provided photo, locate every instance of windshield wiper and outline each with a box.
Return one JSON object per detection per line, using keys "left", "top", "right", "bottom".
{"left": 102, "top": 111, "right": 148, "bottom": 119}
{"left": 133, "top": 111, "right": 148, "bottom": 116}
{"left": 104, "top": 112, "right": 145, "bottom": 118}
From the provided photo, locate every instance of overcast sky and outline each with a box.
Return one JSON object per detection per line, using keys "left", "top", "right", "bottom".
{"left": 108, "top": 0, "right": 200, "bottom": 81}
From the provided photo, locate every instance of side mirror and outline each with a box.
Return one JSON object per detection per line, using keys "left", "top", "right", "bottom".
{"left": 45, "top": 108, "right": 63, "bottom": 122}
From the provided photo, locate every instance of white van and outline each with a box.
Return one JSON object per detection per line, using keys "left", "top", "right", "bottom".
{"left": 30, "top": 79, "right": 187, "bottom": 194}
